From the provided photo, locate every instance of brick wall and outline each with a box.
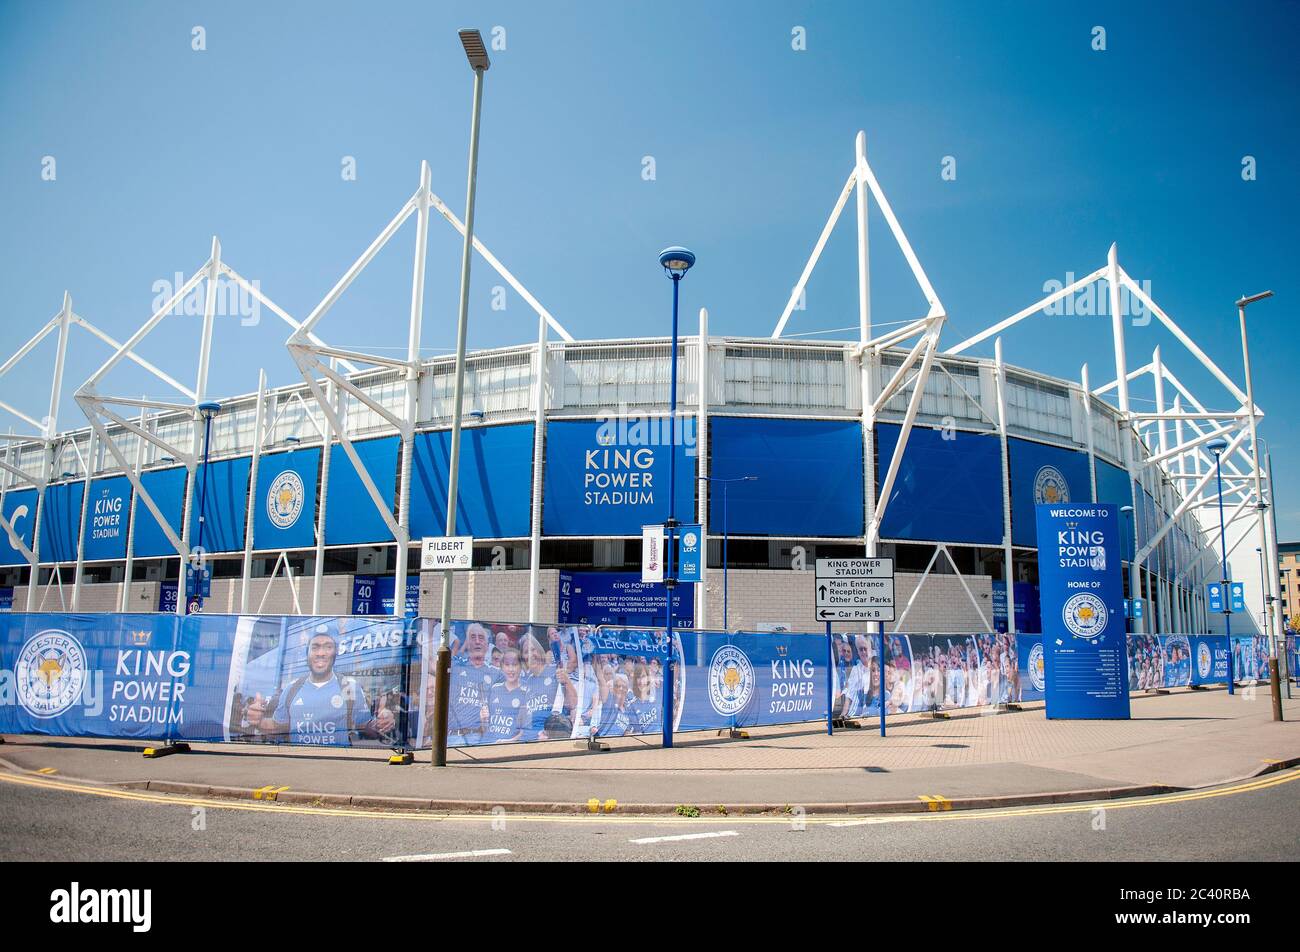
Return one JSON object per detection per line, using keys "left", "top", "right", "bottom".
{"left": 418, "top": 569, "right": 560, "bottom": 623}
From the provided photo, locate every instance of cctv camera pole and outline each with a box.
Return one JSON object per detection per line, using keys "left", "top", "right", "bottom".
{"left": 433, "top": 31, "right": 489, "bottom": 768}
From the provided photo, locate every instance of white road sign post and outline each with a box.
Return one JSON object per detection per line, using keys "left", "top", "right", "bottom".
{"left": 421, "top": 536, "right": 474, "bottom": 571}
{"left": 814, "top": 558, "right": 895, "bottom": 622}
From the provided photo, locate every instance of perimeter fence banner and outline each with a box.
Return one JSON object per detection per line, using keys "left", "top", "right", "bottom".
{"left": 0, "top": 613, "right": 1279, "bottom": 751}
{"left": 0, "top": 612, "right": 416, "bottom": 748}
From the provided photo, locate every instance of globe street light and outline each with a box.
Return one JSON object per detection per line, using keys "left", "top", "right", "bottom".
{"left": 1206, "top": 436, "right": 1234, "bottom": 695}
{"left": 658, "top": 245, "right": 694, "bottom": 749}
{"left": 699, "top": 474, "right": 756, "bottom": 630}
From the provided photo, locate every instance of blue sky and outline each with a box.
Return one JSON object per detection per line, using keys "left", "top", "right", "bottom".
{"left": 2, "top": 1, "right": 1298, "bottom": 533}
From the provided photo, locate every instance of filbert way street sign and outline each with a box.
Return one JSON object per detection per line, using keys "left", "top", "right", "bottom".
{"left": 814, "top": 558, "right": 895, "bottom": 622}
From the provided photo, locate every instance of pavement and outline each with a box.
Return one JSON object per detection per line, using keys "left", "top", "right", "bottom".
{"left": 3, "top": 685, "right": 1299, "bottom": 815}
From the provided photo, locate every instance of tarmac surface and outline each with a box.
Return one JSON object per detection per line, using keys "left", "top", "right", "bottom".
{"left": 2, "top": 685, "right": 1298, "bottom": 814}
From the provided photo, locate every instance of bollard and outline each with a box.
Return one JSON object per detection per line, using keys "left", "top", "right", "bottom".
{"left": 1270, "top": 659, "right": 1284, "bottom": 722}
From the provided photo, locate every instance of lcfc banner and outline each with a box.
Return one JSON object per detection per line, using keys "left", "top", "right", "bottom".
{"left": 1034, "top": 503, "right": 1130, "bottom": 719}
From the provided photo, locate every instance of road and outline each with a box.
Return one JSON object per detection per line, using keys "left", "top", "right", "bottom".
{"left": 1, "top": 767, "right": 1297, "bottom": 861}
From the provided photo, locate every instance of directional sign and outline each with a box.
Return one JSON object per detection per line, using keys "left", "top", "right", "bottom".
{"left": 420, "top": 536, "right": 473, "bottom": 570}
{"left": 814, "top": 558, "right": 895, "bottom": 622}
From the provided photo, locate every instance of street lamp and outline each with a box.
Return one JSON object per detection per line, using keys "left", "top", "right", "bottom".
{"left": 1206, "top": 436, "right": 1234, "bottom": 695}
{"left": 191, "top": 400, "right": 221, "bottom": 613}
{"left": 658, "top": 245, "right": 695, "bottom": 749}
{"left": 432, "top": 29, "right": 491, "bottom": 769}
{"left": 1121, "top": 505, "right": 1134, "bottom": 632}
{"left": 699, "top": 474, "right": 756, "bottom": 630}
{"left": 1235, "top": 291, "right": 1283, "bottom": 720}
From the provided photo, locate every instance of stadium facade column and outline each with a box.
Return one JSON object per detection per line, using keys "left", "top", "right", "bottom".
{"left": 1107, "top": 243, "right": 1144, "bottom": 635}
{"left": 527, "top": 308, "right": 547, "bottom": 623}
{"left": 239, "top": 369, "right": 268, "bottom": 614}
{"left": 70, "top": 428, "right": 97, "bottom": 610}
{"left": 119, "top": 404, "right": 147, "bottom": 611}
{"left": 695, "top": 306, "right": 709, "bottom": 632}
{"left": 311, "top": 359, "right": 338, "bottom": 615}
{"left": 856, "top": 131, "right": 875, "bottom": 561}
{"left": 394, "top": 160, "right": 432, "bottom": 618}
{"left": 1153, "top": 345, "right": 1169, "bottom": 635}
{"left": 176, "top": 237, "right": 222, "bottom": 615}
{"left": 1236, "top": 293, "right": 1276, "bottom": 652}
{"left": 994, "top": 337, "right": 1015, "bottom": 638}
{"left": 29, "top": 292, "right": 74, "bottom": 593}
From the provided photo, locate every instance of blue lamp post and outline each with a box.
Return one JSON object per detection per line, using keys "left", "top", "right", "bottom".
{"left": 1207, "top": 436, "right": 1234, "bottom": 695}
{"left": 1121, "top": 505, "right": 1134, "bottom": 632}
{"left": 191, "top": 400, "right": 221, "bottom": 613}
{"left": 700, "top": 475, "right": 756, "bottom": 630}
{"left": 658, "top": 245, "right": 694, "bottom": 749}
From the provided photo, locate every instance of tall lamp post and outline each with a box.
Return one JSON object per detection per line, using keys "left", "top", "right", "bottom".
{"left": 1121, "top": 505, "right": 1134, "bottom": 632}
{"left": 189, "top": 400, "right": 221, "bottom": 613}
{"left": 1237, "top": 291, "right": 1284, "bottom": 721}
{"left": 658, "top": 245, "right": 695, "bottom": 749}
{"left": 699, "top": 475, "right": 756, "bottom": 630}
{"left": 432, "top": 29, "right": 490, "bottom": 769}
{"left": 1206, "top": 437, "right": 1234, "bottom": 696}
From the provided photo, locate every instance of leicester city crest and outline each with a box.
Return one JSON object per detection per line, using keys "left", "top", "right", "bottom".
{"left": 1197, "top": 641, "right": 1212, "bottom": 679}
{"left": 1033, "top": 465, "right": 1069, "bottom": 505}
{"left": 267, "top": 470, "right": 305, "bottom": 530}
{"left": 1062, "top": 592, "right": 1107, "bottom": 641}
{"left": 708, "top": 645, "right": 754, "bottom": 716}
{"left": 1028, "top": 641, "right": 1046, "bottom": 692}
{"left": 16, "top": 629, "right": 87, "bottom": 718}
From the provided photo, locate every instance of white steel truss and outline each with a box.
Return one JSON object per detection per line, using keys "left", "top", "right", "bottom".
{"left": 945, "top": 244, "right": 1276, "bottom": 640}
{"left": 769, "top": 132, "right": 948, "bottom": 557}
{"left": 286, "top": 161, "right": 574, "bottom": 616}
{"left": 73, "top": 238, "right": 321, "bottom": 614}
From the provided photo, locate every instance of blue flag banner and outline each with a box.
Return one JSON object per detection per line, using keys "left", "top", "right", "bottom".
{"left": 1034, "top": 502, "right": 1130, "bottom": 719}
{"left": 133, "top": 467, "right": 188, "bottom": 558}
{"left": 253, "top": 448, "right": 321, "bottom": 552}
{"left": 0, "top": 486, "right": 38, "bottom": 566}
{"left": 82, "top": 475, "right": 133, "bottom": 562}
{"left": 40, "top": 481, "right": 85, "bottom": 564}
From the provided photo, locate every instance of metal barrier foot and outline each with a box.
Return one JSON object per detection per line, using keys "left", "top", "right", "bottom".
{"left": 576, "top": 738, "right": 609, "bottom": 752}
{"left": 142, "top": 743, "right": 190, "bottom": 758}
{"left": 387, "top": 752, "right": 414, "bottom": 766}
{"left": 930, "top": 710, "right": 950, "bottom": 720}
{"left": 831, "top": 717, "right": 862, "bottom": 730}
{"left": 717, "top": 728, "right": 749, "bottom": 739}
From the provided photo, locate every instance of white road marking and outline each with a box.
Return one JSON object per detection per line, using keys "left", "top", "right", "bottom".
{"left": 383, "top": 848, "right": 512, "bottom": 862}
{"left": 629, "top": 830, "right": 740, "bottom": 845}
{"left": 827, "top": 818, "right": 888, "bottom": 827}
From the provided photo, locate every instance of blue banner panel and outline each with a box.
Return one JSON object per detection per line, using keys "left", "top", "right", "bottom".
{"left": 1127, "top": 633, "right": 1192, "bottom": 689}
{"left": 1232, "top": 634, "right": 1272, "bottom": 682}
{"left": 1035, "top": 502, "right": 1129, "bottom": 718}
{"left": 409, "top": 424, "right": 534, "bottom": 540}
{"left": 875, "top": 423, "right": 1003, "bottom": 544}
{"left": 678, "top": 631, "right": 828, "bottom": 731}
{"left": 558, "top": 571, "right": 693, "bottom": 627}
{"left": 1093, "top": 459, "right": 1135, "bottom": 562}
{"left": 0, "top": 487, "right": 38, "bottom": 566}
{"left": 253, "top": 447, "right": 320, "bottom": 551}
{"left": 133, "top": 467, "right": 188, "bottom": 558}
{"left": 0, "top": 613, "right": 418, "bottom": 747}
{"left": 542, "top": 419, "right": 695, "bottom": 536}
{"left": 325, "top": 436, "right": 398, "bottom": 545}
{"left": 38, "top": 482, "right": 84, "bottom": 563}
{"left": 187, "top": 456, "right": 251, "bottom": 554}
{"left": 82, "top": 476, "right": 132, "bottom": 562}
{"left": 1017, "top": 634, "right": 1046, "bottom": 701}
{"left": 708, "top": 417, "right": 864, "bottom": 537}
{"left": 992, "top": 581, "right": 1042, "bottom": 634}
{"left": 1008, "top": 439, "right": 1093, "bottom": 547}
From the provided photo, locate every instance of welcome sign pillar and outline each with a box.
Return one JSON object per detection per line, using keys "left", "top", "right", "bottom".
{"left": 1036, "top": 501, "right": 1130, "bottom": 719}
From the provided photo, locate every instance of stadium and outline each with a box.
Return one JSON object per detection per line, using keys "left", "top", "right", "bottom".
{"left": 0, "top": 134, "right": 1282, "bottom": 645}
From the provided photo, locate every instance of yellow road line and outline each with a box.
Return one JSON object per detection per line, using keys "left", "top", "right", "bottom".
{"left": 0, "top": 766, "right": 1295, "bottom": 827}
